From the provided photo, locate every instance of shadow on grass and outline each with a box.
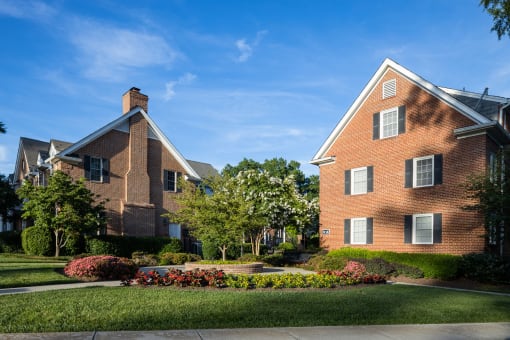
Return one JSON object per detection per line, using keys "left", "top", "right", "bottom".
{"left": 0, "top": 267, "right": 78, "bottom": 289}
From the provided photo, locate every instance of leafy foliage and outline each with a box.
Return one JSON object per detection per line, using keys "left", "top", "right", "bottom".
{"left": 159, "top": 252, "right": 201, "bottom": 265}
{"left": 0, "top": 231, "right": 22, "bottom": 253}
{"left": 21, "top": 226, "right": 53, "bottom": 256}
{"left": 158, "top": 238, "right": 183, "bottom": 254}
{"left": 0, "top": 174, "right": 20, "bottom": 225}
{"left": 64, "top": 255, "right": 138, "bottom": 281}
{"left": 481, "top": 0, "right": 510, "bottom": 39}
{"left": 17, "top": 171, "right": 107, "bottom": 257}
{"left": 133, "top": 268, "right": 226, "bottom": 287}
{"left": 459, "top": 253, "right": 510, "bottom": 283}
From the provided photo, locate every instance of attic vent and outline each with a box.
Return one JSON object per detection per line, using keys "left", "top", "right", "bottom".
{"left": 382, "top": 79, "right": 396, "bottom": 99}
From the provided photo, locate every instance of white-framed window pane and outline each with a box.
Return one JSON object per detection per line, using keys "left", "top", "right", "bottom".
{"left": 166, "top": 170, "right": 176, "bottom": 191}
{"left": 169, "top": 223, "right": 181, "bottom": 239}
{"left": 352, "top": 218, "right": 367, "bottom": 244}
{"left": 415, "top": 157, "right": 433, "bottom": 187}
{"left": 90, "top": 157, "right": 102, "bottom": 181}
{"left": 414, "top": 215, "right": 432, "bottom": 244}
{"left": 352, "top": 168, "right": 367, "bottom": 194}
{"left": 381, "top": 109, "right": 398, "bottom": 138}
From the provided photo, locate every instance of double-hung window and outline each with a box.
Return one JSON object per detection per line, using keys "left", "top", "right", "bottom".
{"left": 164, "top": 170, "right": 182, "bottom": 192}
{"left": 405, "top": 154, "right": 443, "bottom": 188}
{"left": 381, "top": 108, "right": 398, "bottom": 138}
{"left": 84, "top": 155, "right": 109, "bottom": 183}
{"left": 345, "top": 166, "right": 373, "bottom": 195}
{"left": 373, "top": 106, "right": 406, "bottom": 140}
{"left": 344, "top": 217, "right": 373, "bottom": 244}
{"left": 404, "top": 213, "right": 442, "bottom": 244}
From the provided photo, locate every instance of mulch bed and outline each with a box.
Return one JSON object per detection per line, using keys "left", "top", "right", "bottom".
{"left": 390, "top": 276, "right": 510, "bottom": 294}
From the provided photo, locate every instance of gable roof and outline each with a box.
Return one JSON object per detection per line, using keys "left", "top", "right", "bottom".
{"left": 53, "top": 107, "right": 202, "bottom": 181}
{"left": 311, "top": 58, "right": 493, "bottom": 163}
{"left": 187, "top": 160, "right": 218, "bottom": 180}
{"left": 13, "top": 137, "right": 50, "bottom": 182}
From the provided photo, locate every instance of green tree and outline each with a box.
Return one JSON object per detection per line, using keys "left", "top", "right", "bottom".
{"left": 167, "top": 177, "right": 242, "bottom": 261}
{"left": 464, "top": 150, "right": 510, "bottom": 256}
{"left": 17, "top": 171, "right": 106, "bottom": 257}
{"left": 481, "top": 0, "right": 510, "bottom": 39}
{"left": 0, "top": 122, "right": 5, "bottom": 134}
{"left": 0, "top": 174, "right": 20, "bottom": 226}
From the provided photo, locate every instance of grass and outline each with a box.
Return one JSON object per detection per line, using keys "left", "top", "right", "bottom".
{"left": 0, "top": 253, "right": 77, "bottom": 288}
{"left": 0, "top": 285, "right": 509, "bottom": 333}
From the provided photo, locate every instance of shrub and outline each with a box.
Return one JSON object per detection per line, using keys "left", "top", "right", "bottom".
{"left": 159, "top": 252, "right": 201, "bottom": 265}
{"left": 64, "top": 255, "right": 138, "bottom": 281}
{"left": 303, "top": 255, "right": 348, "bottom": 271}
{"left": 86, "top": 237, "right": 119, "bottom": 256}
{"left": 226, "top": 243, "right": 253, "bottom": 259}
{"left": 158, "top": 238, "right": 183, "bottom": 255}
{"left": 64, "top": 231, "right": 84, "bottom": 256}
{"left": 262, "top": 253, "right": 285, "bottom": 266}
{"left": 352, "top": 257, "right": 395, "bottom": 276}
{"left": 238, "top": 254, "right": 264, "bottom": 262}
{"left": 201, "top": 240, "right": 219, "bottom": 260}
{"left": 131, "top": 252, "right": 159, "bottom": 266}
{"left": 277, "top": 242, "right": 296, "bottom": 251}
{"left": 0, "top": 231, "right": 22, "bottom": 253}
{"left": 459, "top": 253, "right": 510, "bottom": 284}
{"left": 134, "top": 268, "right": 225, "bottom": 288}
{"left": 393, "top": 263, "right": 424, "bottom": 278}
{"left": 21, "top": 226, "right": 53, "bottom": 256}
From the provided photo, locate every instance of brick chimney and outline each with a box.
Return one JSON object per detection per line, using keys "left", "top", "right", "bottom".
{"left": 122, "top": 87, "right": 148, "bottom": 114}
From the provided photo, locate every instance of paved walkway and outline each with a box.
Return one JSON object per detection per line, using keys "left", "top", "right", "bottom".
{"left": 1, "top": 323, "right": 509, "bottom": 339}
{"left": 1, "top": 267, "right": 509, "bottom": 339}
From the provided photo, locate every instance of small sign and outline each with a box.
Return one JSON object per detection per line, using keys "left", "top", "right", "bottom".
{"left": 322, "top": 229, "right": 330, "bottom": 235}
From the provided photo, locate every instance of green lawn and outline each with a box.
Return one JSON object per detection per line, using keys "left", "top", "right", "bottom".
{"left": 0, "top": 285, "right": 509, "bottom": 333}
{"left": 0, "top": 254, "right": 77, "bottom": 288}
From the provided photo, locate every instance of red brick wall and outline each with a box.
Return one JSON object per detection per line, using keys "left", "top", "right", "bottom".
{"left": 319, "top": 69, "right": 487, "bottom": 255}
{"left": 58, "top": 115, "right": 189, "bottom": 237}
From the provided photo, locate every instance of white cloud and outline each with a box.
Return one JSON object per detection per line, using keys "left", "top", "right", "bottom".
{"left": 235, "top": 30, "right": 268, "bottom": 63}
{"left": 0, "top": 0, "right": 56, "bottom": 21}
{"left": 164, "top": 73, "right": 197, "bottom": 101}
{"left": 69, "top": 20, "right": 179, "bottom": 81}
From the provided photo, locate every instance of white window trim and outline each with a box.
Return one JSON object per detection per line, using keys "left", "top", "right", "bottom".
{"left": 382, "top": 79, "right": 396, "bottom": 99}
{"left": 165, "top": 170, "right": 177, "bottom": 192}
{"left": 351, "top": 166, "right": 368, "bottom": 195}
{"left": 413, "top": 155, "right": 434, "bottom": 188}
{"left": 380, "top": 107, "right": 399, "bottom": 139}
{"left": 412, "top": 213, "right": 433, "bottom": 245}
{"left": 351, "top": 217, "right": 367, "bottom": 245}
{"left": 90, "top": 157, "right": 104, "bottom": 182}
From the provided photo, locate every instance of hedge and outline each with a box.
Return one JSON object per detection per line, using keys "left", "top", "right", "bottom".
{"left": 21, "top": 226, "right": 53, "bottom": 256}
{"left": 85, "top": 235, "right": 185, "bottom": 257}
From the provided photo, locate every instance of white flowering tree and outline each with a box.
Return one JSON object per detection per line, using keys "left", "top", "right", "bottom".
{"left": 227, "top": 170, "right": 319, "bottom": 256}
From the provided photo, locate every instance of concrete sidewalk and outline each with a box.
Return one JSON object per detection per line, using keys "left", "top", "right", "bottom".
{"left": 1, "top": 323, "right": 509, "bottom": 339}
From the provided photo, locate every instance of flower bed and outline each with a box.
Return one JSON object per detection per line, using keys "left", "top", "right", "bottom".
{"left": 64, "top": 255, "right": 138, "bottom": 281}
{"left": 184, "top": 261, "right": 264, "bottom": 274}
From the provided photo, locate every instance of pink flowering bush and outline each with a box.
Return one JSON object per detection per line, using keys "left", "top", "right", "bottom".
{"left": 64, "top": 255, "right": 138, "bottom": 281}
{"left": 134, "top": 268, "right": 226, "bottom": 288}
{"left": 318, "top": 260, "right": 386, "bottom": 285}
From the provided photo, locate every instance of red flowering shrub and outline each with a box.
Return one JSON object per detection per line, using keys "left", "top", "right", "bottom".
{"left": 64, "top": 255, "right": 138, "bottom": 281}
{"left": 134, "top": 268, "right": 226, "bottom": 288}
{"left": 318, "top": 261, "right": 386, "bottom": 285}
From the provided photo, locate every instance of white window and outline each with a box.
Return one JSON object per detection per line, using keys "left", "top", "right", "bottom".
{"left": 380, "top": 107, "right": 398, "bottom": 138}
{"left": 414, "top": 156, "right": 434, "bottom": 188}
{"left": 382, "top": 79, "right": 396, "bottom": 99}
{"left": 169, "top": 223, "right": 182, "bottom": 239}
{"left": 413, "top": 214, "right": 433, "bottom": 244}
{"left": 90, "top": 157, "right": 103, "bottom": 182}
{"left": 351, "top": 218, "right": 367, "bottom": 244}
{"left": 351, "top": 167, "right": 367, "bottom": 195}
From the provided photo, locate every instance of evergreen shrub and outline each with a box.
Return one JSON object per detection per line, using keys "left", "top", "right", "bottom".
{"left": 21, "top": 226, "right": 53, "bottom": 256}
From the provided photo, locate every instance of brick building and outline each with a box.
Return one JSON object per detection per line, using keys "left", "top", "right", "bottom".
{"left": 12, "top": 88, "right": 217, "bottom": 243}
{"left": 311, "top": 59, "right": 510, "bottom": 255}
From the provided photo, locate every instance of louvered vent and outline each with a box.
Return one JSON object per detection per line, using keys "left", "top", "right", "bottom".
{"left": 382, "top": 79, "right": 396, "bottom": 99}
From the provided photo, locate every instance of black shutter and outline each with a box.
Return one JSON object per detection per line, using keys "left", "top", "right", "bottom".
{"left": 177, "top": 172, "right": 183, "bottom": 193}
{"left": 344, "top": 219, "right": 351, "bottom": 244}
{"left": 84, "top": 155, "right": 91, "bottom": 180}
{"left": 163, "top": 170, "right": 169, "bottom": 191}
{"left": 405, "top": 159, "right": 413, "bottom": 188}
{"left": 434, "top": 154, "right": 443, "bottom": 185}
{"left": 102, "top": 158, "right": 109, "bottom": 183}
{"left": 433, "top": 213, "right": 442, "bottom": 244}
{"left": 398, "top": 106, "right": 406, "bottom": 134}
{"left": 366, "top": 218, "right": 373, "bottom": 244}
{"left": 373, "top": 112, "right": 380, "bottom": 140}
{"left": 404, "top": 215, "right": 412, "bottom": 243}
{"left": 344, "top": 170, "right": 351, "bottom": 195}
{"left": 367, "top": 166, "right": 374, "bottom": 192}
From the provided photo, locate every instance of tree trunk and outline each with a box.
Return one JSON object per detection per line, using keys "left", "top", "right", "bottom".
{"left": 219, "top": 244, "right": 228, "bottom": 261}
{"left": 54, "top": 230, "right": 61, "bottom": 257}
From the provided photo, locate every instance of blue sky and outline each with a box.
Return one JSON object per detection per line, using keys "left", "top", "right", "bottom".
{"left": 1, "top": 0, "right": 510, "bottom": 177}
